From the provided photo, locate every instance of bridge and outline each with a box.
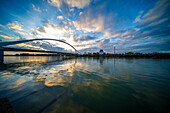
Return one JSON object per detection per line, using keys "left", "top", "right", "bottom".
{"left": 0, "top": 38, "right": 79, "bottom": 64}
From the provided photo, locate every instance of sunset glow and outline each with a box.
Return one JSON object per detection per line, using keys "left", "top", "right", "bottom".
{"left": 0, "top": 0, "right": 169, "bottom": 53}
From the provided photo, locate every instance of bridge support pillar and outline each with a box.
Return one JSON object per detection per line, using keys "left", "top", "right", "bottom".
{"left": 0, "top": 50, "right": 4, "bottom": 64}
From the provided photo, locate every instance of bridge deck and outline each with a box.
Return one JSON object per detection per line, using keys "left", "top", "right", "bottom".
{"left": 0, "top": 47, "right": 76, "bottom": 55}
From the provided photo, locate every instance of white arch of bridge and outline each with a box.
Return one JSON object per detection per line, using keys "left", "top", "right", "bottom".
{"left": 0, "top": 38, "right": 79, "bottom": 53}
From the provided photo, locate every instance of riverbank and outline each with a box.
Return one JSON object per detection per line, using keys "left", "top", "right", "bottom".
{"left": 4, "top": 53, "right": 170, "bottom": 59}
{"left": 80, "top": 53, "right": 170, "bottom": 58}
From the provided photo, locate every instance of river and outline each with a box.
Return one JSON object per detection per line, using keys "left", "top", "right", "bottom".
{"left": 0, "top": 56, "right": 170, "bottom": 113}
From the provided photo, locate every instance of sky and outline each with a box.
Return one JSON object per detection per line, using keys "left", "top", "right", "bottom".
{"left": 0, "top": 0, "right": 170, "bottom": 53}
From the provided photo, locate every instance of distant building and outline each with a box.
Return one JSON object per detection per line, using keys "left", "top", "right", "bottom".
{"left": 99, "top": 49, "right": 104, "bottom": 55}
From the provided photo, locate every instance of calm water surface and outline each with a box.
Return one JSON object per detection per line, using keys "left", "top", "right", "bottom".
{"left": 0, "top": 56, "right": 170, "bottom": 113}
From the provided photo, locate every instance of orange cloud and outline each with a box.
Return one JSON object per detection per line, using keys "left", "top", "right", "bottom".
{"left": 57, "top": 16, "right": 64, "bottom": 20}
{"left": 8, "top": 22, "right": 24, "bottom": 31}
{"left": 0, "top": 34, "right": 14, "bottom": 39}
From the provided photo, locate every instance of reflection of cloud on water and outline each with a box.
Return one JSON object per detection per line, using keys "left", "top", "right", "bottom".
{"left": 8, "top": 78, "right": 26, "bottom": 89}
{"left": 1, "top": 58, "right": 87, "bottom": 88}
{"left": 33, "top": 59, "right": 88, "bottom": 87}
{"left": 31, "top": 58, "right": 113, "bottom": 88}
{"left": 45, "top": 76, "right": 66, "bottom": 87}
{"left": 1, "top": 57, "right": 117, "bottom": 90}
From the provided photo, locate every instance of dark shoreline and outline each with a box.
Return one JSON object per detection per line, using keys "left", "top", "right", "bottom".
{"left": 4, "top": 53, "right": 170, "bottom": 59}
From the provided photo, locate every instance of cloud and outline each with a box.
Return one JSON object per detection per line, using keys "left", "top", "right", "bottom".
{"left": 80, "top": 46, "right": 100, "bottom": 53}
{"left": 46, "top": 0, "right": 169, "bottom": 53}
{"left": 79, "top": 12, "right": 83, "bottom": 16}
{"left": 70, "top": 8, "right": 74, "bottom": 12}
{"left": 73, "top": 15, "right": 104, "bottom": 32}
{"left": 57, "top": 15, "right": 64, "bottom": 20}
{"left": 81, "top": 38, "right": 117, "bottom": 53}
{"left": 80, "top": 36, "right": 97, "bottom": 41}
{"left": 74, "top": 35, "right": 97, "bottom": 42}
{"left": 133, "top": 11, "right": 143, "bottom": 23}
{"left": 30, "top": 31, "right": 39, "bottom": 37}
{"left": 100, "top": 39, "right": 110, "bottom": 44}
{"left": 47, "top": 0, "right": 63, "bottom": 8}
{"left": 30, "top": 41, "right": 65, "bottom": 52}
{"left": 31, "top": 22, "right": 75, "bottom": 51}
{"left": 10, "top": 41, "right": 66, "bottom": 52}
{"left": 117, "top": 0, "right": 170, "bottom": 47}
{"left": 15, "top": 30, "right": 27, "bottom": 35}
{"left": 37, "top": 27, "right": 46, "bottom": 33}
{"left": 104, "top": 31, "right": 121, "bottom": 38}
{"left": 74, "top": 44, "right": 87, "bottom": 47}
{"left": 66, "top": 0, "right": 91, "bottom": 8}
{"left": 0, "top": 34, "right": 14, "bottom": 39}
{"left": 32, "top": 4, "right": 41, "bottom": 13}
{"left": 73, "top": 2, "right": 115, "bottom": 35}
{"left": 7, "top": 21, "right": 29, "bottom": 36}
{"left": 48, "top": 0, "right": 91, "bottom": 9}
{"left": 0, "top": 24, "right": 5, "bottom": 28}
{"left": 98, "top": 39, "right": 113, "bottom": 49}
{"left": 13, "top": 43, "right": 48, "bottom": 51}
{"left": 125, "top": 39, "right": 170, "bottom": 53}
{"left": 138, "top": 0, "right": 170, "bottom": 27}
{"left": 8, "top": 21, "right": 24, "bottom": 31}
{"left": 121, "top": 30, "right": 136, "bottom": 38}
{"left": 131, "top": 0, "right": 170, "bottom": 41}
